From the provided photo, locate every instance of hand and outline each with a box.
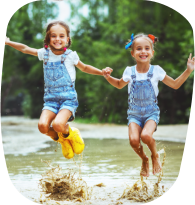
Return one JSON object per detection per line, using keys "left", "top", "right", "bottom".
{"left": 102, "top": 67, "right": 113, "bottom": 79}
{"left": 187, "top": 53, "right": 195, "bottom": 71}
{"left": 5, "top": 37, "right": 10, "bottom": 45}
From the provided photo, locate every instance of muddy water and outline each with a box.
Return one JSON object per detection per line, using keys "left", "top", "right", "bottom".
{"left": 1, "top": 117, "right": 185, "bottom": 204}
{"left": 5, "top": 139, "right": 185, "bottom": 185}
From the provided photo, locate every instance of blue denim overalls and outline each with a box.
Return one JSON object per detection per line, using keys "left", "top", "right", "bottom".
{"left": 127, "top": 65, "right": 160, "bottom": 128}
{"left": 43, "top": 49, "right": 78, "bottom": 121}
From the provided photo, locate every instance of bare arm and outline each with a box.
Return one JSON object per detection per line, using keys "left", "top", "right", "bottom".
{"left": 75, "top": 60, "right": 103, "bottom": 76}
{"left": 105, "top": 76, "right": 128, "bottom": 89}
{"left": 102, "top": 67, "right": 128, "bottom": 89}
{"left": 162, "top": 70, "right": 192, "bottom": 89}
{"left": 5, "top": 37, "right": 38, "bottom": 56}
{"left": 162, "top": 54, "right": 195, "bottom": 89}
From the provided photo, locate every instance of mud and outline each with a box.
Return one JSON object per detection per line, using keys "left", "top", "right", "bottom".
{"left": 119, "top": 149, "right": 166, "bottom": 202}
{"left": 1, "top": 116, "right": 186, "bottom": 205}
{"left": 39, "top": 160, "right": 92, "bottom": 203}
{"left": 38, "top": 149, "right": 166, "bottom": 204}
{"left": 95, "top": 183, "right": 106, "bottom": 187}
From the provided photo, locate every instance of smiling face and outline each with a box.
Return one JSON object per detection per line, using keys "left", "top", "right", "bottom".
{"left": 49, "top": 24, "right": 69, "bottom": 50}
{"left": 131, "top": 37, "right": 154, "bottom": 63}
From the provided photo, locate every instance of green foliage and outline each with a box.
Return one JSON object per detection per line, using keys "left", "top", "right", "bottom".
{"left": 22, "top": 93, "right": 32, "bottom": 116}
{"left": 2, "top": 0, "right": 194, "bottom": 125}
{"left": 69, "top": 0, "right": 194, "bottom": 124}
{"left": 2, "top": 0, "right": 57, "bottom": 118}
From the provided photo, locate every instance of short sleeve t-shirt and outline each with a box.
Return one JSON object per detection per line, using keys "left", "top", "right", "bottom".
{"left": 122, "top": 65, "right": 166, "bottom": 96}
{"left": 37, "top": 48, "right": 79, "bottom": 82}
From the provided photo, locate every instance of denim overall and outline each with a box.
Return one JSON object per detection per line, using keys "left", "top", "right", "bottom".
{"left": 127, "top": 65, "right": 160, "bottom": 128}
{"left": 43, "top": 49, "right": 78, "bottom": 121}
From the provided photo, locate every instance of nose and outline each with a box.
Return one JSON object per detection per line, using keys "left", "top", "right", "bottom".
{"left": 141, "top": 49, "right": 146, "bottom": 53}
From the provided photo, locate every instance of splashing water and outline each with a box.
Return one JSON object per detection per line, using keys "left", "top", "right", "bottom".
{"left": 38, "top": 159, "right": 92, "bottom": 203}
{"left": 119, "top": 148, "right": 166, "bottom": 202}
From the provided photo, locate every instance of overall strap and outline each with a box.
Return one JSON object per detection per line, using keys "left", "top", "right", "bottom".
{"left": 131, "top": 66, "right": 136, "bottom": 82}
{"left": 43, "top": 49, "right": 49, "bottom": 65}
{"left": 147, "top": 65, "right": 154, "bottom": 80}
{"left": 147, "top": 65, "right": 158, "bottom": 103}
{"left": 61, "top": 49, "right": 72, "bottom": 64}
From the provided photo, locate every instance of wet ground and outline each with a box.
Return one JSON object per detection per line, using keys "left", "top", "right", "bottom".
{"left": 1, "top": 116, "right": 187, "bottom": 204}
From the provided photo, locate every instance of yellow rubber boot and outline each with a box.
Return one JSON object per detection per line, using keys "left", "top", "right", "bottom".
{"left": 66, "top": 127, "right": 85, "bottom": 154}
{"left": 57, "top": 132, "right": 74, "bottom": 159}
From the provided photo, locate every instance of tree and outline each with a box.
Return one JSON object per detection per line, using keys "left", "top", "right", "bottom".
{"left": 68, "top": 0, "right": 194, "bottom": 124}
{"left": 2, "top": 0, "right": 57, "bottom": 118}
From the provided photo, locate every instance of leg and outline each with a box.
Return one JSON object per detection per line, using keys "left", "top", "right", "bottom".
{"left": 52, "top": 109, "right": 72, "bottom": 135}
{"left": 38, "top": 109, "right": 58, "bottom": 140}
{"left": 141, "top": 120, "right": 162, "bottom": 175}
{"left": 49, "top": 109, "right": 74, "bottom": 159}
{"left": 129, "top": 122, "right": 149, "bottom": 177}
{"left": 52, "top": 109, "right": 85, "bottom": 156}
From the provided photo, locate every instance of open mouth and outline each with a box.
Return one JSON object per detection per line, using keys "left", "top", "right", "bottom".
{"left": 54, "top": 43, "right": 62, "bottom": 46}
{"left": 139, "top": 55, "right": 148, "bottom": 59}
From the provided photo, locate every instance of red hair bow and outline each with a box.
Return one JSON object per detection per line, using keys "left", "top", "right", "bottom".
{"left": 148, "top": 34, "right": 155, "bottom": 43}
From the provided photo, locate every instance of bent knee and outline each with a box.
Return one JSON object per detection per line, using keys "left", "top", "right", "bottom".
{"left": 141, "top": 133, "right": 152, "bottom": 144}
{"left": 52, "top": 121, "right": 68, "bottom": 133}
{"left": 38, "top": 122, "right": 49, "bottom": 134}
{"left": 129, "top": 137, "right": 140, "bottom": 149}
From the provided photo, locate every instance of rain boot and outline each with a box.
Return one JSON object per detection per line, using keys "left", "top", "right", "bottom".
{"left": 66, "top": 126, "right": 85, "bottom": 154}
{"left": 57, "top": 132, "right": 74, "bottom": 159}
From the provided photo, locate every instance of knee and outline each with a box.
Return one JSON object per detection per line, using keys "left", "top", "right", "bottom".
{"left": 52, "top": 121, "right": 63, "bottom": 133}
{"left": 38, "top": 122, "right": 49, "bottom": 134}
{"left": 52, "top": 120, "right": 68, "bottom": 133}
{"left": 129, "top": 137, "right": 140, "bottom": 149}
{"left": 141, "top": 133, "right": 152, "bottom": 144}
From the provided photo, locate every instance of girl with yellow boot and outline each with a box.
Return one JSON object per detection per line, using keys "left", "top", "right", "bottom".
{"left": 5, "top": 21, "right": 103, "bottom": 158}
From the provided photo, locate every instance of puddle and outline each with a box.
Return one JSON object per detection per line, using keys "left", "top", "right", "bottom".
{"left": 120, "top": 149, "right": 166, "bottom": 202}
{"left": 3, "top": 138, "right": 184, "bottom": 204}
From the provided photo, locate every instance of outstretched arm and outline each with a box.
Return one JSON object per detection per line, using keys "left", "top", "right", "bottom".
{"left": 76, "top": 60, "right": 103, "bottom": 76}
{"left": 162, "top": 54, "right": 194, "bottom": 89}
{"left": 5, "top": 37, "right": 38, "bottom": 56}
{"left": 102, "top": 67, "right": 128, "bottom": 89}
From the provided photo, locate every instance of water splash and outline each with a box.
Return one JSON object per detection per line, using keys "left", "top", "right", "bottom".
{"left": 119, "top": 148, "right": 166, "bottom": 202}
{"left": 38, "top": 160, "right": 92, "bottom": 203}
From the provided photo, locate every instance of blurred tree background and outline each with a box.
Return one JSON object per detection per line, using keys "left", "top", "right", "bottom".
{"left": 2, "top": 0, "right": 57, "bottom": 118}
{"left": 1, "top": 0, "right": 194, "bottom": 124}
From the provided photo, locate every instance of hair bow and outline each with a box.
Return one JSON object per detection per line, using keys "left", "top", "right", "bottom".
{"left": 125, "top": 33, "right": 134, "bottom": 49}
{"left": 148, "top": 34, "right": 156, "bottom": 43}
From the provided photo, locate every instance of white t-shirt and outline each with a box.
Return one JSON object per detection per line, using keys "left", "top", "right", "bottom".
{"left": 37, "top": 48, "right": 79, "bottom": 82}
{"left": 122, "top": 65, "right": 166, "bottom": 96}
